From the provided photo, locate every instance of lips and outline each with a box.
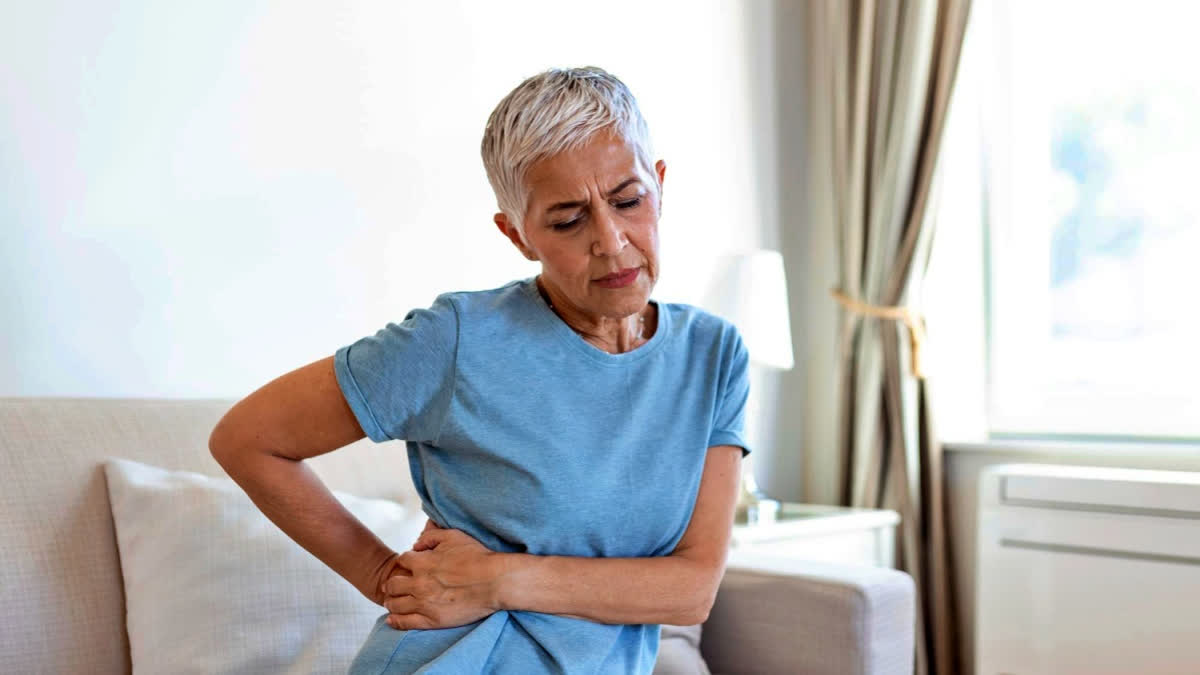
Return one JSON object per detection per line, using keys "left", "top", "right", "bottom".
{"left": 593, "top": 267, "right": 640, "bottom": 289}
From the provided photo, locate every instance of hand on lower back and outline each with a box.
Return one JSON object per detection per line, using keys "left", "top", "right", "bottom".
{"left": 381, "top": 522, "right": 502, "bottom": 629}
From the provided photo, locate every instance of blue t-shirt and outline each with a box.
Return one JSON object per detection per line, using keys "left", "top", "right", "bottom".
{"left": 333, "top": 276, "right": 751, "bottom": 674}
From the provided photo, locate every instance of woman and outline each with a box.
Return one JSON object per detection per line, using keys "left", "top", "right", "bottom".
{"left": 209, "top": 66, "right": 750, "bottom": 674}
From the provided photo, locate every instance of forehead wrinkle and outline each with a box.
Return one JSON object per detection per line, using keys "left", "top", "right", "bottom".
{"left": 542, "top": 175, "right": 644, "bottom": 213}
{"left": 540, "top": 176, "right": 643, "bottom": 212}
{"left": 525, "top": 134, "right": 648, "bottom": 214}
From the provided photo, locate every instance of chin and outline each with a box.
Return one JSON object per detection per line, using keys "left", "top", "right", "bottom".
{"left": 614, "top": 288, "right": 653, "bottom": 316}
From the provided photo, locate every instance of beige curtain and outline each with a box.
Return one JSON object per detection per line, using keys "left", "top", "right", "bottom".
{"left": 810, "top": 1, "right": 972, "bottom": 674}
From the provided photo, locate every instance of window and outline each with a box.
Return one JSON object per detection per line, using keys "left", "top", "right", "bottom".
{"left": 939, "top": 0, "right": 1200, "bottom": 439}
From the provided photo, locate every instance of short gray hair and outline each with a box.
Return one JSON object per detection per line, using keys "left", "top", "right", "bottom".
{"left": 481, "top": 66, "right": 656, "bottom": 238}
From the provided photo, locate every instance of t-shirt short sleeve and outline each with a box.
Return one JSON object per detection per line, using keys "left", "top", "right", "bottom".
{"left": 333, "top": 294, "right": 459, "bottom": 444}
{"left": 707, "top": 328, "right": 752, "bottom": 457}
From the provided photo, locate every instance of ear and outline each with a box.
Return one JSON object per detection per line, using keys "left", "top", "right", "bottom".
{"left": 494, "top": 213, "right": 538, "bottom": 261}
{"left": 654, "top": 159, "right": 667, "bottom": 215}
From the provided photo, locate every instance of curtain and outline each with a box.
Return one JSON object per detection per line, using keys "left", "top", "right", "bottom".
{"left": 810, "top": 1, "right": 972, "bottom": 674}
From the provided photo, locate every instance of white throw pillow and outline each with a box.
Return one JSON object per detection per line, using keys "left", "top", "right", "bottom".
{"left": 103, "top": 458, "right": 427, "bottom": 674}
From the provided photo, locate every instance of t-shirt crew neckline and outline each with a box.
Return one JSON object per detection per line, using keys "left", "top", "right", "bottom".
{"left": 521, "top": 276, "right": 669, "bottom": 366}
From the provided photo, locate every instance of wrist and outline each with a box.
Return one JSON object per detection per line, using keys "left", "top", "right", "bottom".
{"left": 361, "top": 546, "right": 400, "bottom": 605}
{"left": 489, "top": 552, "right": 525, "bottom": 612}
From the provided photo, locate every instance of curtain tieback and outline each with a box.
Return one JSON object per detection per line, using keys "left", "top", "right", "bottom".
{"left": 831, "top": 288, "right": 927, "bottom": 379}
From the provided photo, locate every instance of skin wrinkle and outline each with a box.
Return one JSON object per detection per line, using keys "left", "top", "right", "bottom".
{"left": 494, "top": 130, "right": 667, "bottom": 355}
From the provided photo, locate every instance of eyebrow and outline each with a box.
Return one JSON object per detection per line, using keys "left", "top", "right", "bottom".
{"left": 545, "top": 177, "right": 642, "bottom": 213}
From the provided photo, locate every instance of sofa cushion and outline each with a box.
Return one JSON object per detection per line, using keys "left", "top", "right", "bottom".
{"left": 653, "top": 623, "right": 712, "bottom": 675}
{"left": 103, "top": 457, "right": 428, "bottom": 674}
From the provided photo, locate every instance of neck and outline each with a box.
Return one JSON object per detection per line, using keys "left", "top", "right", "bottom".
{"left": 536, "top": 276, "right": 656, "bottom": 354}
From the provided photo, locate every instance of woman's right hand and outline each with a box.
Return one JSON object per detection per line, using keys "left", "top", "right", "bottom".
{"left": 366, "top": 551, "right": 410, "bottom": 607}
{"left": 381, "top": 520, "right": 503, "bottom": 630}
{"left": 364, "top": 518, "right": 440, "bottom": 605}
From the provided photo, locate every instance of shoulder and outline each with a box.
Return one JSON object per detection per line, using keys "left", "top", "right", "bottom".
{"left": 363, "top": 280, "right": 530, "bottom": 348}
{"left": 659, "top": 301, "right": 746, "bottom": 355}
{"left": 424, "top": 278, "right": 530, "bottom": 318}
{"left": 437, "top": 278, "right": 526, "bottom": 306}
{"left": 418, "top": 278, "right": 544, "bottom": 340}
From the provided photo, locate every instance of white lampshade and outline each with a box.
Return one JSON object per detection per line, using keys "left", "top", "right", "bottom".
{"left": 702, "top": 250, "right": 795, "bottom": 370}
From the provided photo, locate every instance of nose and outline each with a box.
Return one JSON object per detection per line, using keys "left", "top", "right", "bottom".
{"left": 591, "top": 209, "right": 628, "bottom": 257}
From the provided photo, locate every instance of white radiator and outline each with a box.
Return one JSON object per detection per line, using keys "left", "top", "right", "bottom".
{"left": 975, "top": 463, "right": 1200, "bottom": 675}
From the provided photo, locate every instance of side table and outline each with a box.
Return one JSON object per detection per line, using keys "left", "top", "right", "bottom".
{"left": 729, "top": 502, "right": 901, "bottom": 568}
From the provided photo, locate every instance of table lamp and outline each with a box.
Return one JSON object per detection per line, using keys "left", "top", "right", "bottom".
{"left": 703, "top": 250, "right": 795, "bottom": 524}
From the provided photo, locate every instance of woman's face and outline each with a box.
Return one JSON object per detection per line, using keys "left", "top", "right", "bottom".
{"left": 494, "top": 130, "right": 666, "bottom": 323}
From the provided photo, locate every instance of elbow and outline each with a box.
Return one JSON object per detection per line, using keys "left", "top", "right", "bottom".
{"left": 693, "top": 588, "right": 719, "bottom": 625}
{"left": 674, "top": 597, "right": 714, "bottom": 626}
{"left": 208, "top": 414, "right": 244, "bottom": 469}
{"left": 209, "top": 414, "right": 297, "bottom": 474}
{"left": 676, "top": 572, "right": 721, "bottom": 626}
{"left": 662, "top": 554, "right": 724, "bottom": 625}
{"left": 208, "top": 425, "right": 233, "bottom": 469}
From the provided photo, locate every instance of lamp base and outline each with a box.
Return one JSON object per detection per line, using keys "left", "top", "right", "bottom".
{"left": 735, "top": 493, "right": 781, "bottom": 525}
{"left": 734, "top": 455, "right": 780, "bottom": 524}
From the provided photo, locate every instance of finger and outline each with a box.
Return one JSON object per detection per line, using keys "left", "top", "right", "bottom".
{"left": 386, "top": 560, "right": 414, "bottom": 578}
{"left": 414, "top": 529, "right": 454, "bottom": 552}
{"left": 383, "top": 594, "right": 419, "bottom": 615}
{"left": 412, "top": 519, "right": 446, "bottom": 550}
{"left": 379, "top": 560, "right": 412, "bottom": 596}
{"left": 383, "top": 574, "right": 414, "bottom": 597}
{"left": 413, "top": 535, "right": 438, "bottom": 551}
{"left": 387, "top": 613, "right": 435, "bottom": 630}
{"left": 397, "top": 550, "right": 430, "bottom": 574}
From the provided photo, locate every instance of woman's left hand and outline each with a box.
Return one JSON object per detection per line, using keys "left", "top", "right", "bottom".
{"left": 381, "top": 519, "right": 503, "bottom": 630}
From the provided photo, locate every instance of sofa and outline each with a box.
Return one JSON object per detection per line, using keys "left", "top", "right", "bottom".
{"left": 0, "top": 397, "right": 915, "bottom": 674}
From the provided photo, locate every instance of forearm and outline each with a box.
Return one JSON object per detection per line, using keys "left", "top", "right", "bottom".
{"left": 386, "top": 447, "right": 742, "bottom": 629}
{"left": 493, "top": 551, "right": 725, "bottom": 626}
{"left": 212, "top": 448, "right": 396, "bottom": 605}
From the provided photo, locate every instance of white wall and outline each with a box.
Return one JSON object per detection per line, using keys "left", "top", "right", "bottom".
{"left": 1, "top": 1, "right": 768, "bottom": 385}
{"left": 740, "top": 0, "right": 835, "bottom": 505}
{"left": 2, "top": 1, "right": 812, "bottom": 497}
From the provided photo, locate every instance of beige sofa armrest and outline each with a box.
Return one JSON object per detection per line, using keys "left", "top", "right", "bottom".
{"left": 700, "top": 556, "right": 915, "bottom": 675}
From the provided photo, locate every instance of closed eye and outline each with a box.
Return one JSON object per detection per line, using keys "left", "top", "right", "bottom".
{"left": 551, "top": 217, "right": 581, "bottom": 232}
{"left": 551, "top": 197, "right": 641, "bottom": 231}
